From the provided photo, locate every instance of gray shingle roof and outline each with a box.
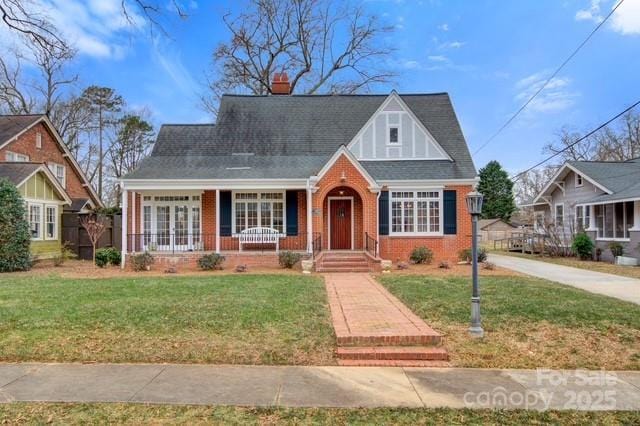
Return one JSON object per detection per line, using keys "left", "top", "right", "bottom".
{"left": 0, "top": 162, "right": 42, "bottom": 185}
{"left": 569, "top": 159, "right": 640, "bottom": 203}
{"left": 0, "top": 115, "right": 42, "bottom": 145}
{"left": 125, "top": 93, "right": 476, "bottom": 181}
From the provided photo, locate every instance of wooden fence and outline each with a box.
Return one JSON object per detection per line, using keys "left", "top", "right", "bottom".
{"left": 62, "top": 213, "right": 121, "bottom": 260}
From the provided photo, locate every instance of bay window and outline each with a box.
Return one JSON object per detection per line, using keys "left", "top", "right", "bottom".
{"left": 594, "top": 202, "right": 634, "bottom": 240}
{"left": 234, "top": 192, "right": 284, "bottom": 233}
{"left": 390, "top": 190, "right": 441, "bottom": 235}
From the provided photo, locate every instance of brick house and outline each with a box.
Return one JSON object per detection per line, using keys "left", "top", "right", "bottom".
{"left": 121, "top": 77, "right": 478, "bottom": 270}
{"left": 0, "top": 115, "right": 103, "bottom": 257}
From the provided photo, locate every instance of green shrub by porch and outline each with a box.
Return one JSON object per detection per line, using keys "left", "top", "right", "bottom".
{"left": 609, "top": 242, "right": 624, "bottom": 258}
{"left": 95, "top": 248, "right": 121, "bottom": 268}
{"left": 409, "top": 246, "right": 433, "bottom": 264}
{"left": 0, "top": 178, "right": 31, "bottom": 272}
{"left": 198, "top": 253, "right": 225, "bottom": 270}
{"left": 572, "top": 232, "right": 594, "bottom": 260}
{"left": 278, "top": 251, "right": 302, "bottom": 268}
{"left": 458, "top": 247, "right": 487, "bottom": 263}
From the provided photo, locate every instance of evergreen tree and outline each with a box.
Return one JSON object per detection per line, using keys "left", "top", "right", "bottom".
{"left": 477, "top": 160, "right": 517, "bottom": 221}
{"left": 0, "top": 178, "right": 31, "bottom": 272}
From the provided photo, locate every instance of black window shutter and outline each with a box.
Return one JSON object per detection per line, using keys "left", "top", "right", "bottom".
{"left": 378, "top": 191, "right": 389, "bottom": 235}
{"left": 286, "top": 190, "right": 298, "bottom": 236}
{"left": 220, "top": 191, "right": 232, "bottom": 236}
{"left": 443, "top": 190, "right": 457, "bottom": 235}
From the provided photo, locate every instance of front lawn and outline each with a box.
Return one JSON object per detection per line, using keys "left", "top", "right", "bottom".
{"left": 0, "top": 274, "right": 334, "bottom": 365}
{"left": 379, "top": 275, "right": 640, "bottom": 370}
{"left": 1, "top": 404, "right": 638, "bottom": 425}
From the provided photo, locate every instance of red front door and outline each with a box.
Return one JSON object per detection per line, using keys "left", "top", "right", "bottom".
{"left": 330, "top": 199, "right": 352, "bottom": 250}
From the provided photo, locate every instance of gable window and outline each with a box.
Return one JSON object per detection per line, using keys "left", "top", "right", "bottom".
{"left": 594, "top": 202, "right": 634, "bottom": 240}
{"left": 6, "top": 151, "right": 29, "bottom": 162}
{"left": 234, "top": 192, "right": 284, "bottom": 234}
{"left": 390, "top": 190, "right": 441, "bottom": 235}
{"left": 45, "top": 205, "right": 57, "bottom": 239}
{"left": 29, "top": 204, "right": 42, "bottom": 239}
{"left": 36, "top": 132, "right": 42, "bottom": 149}
{"left": 575, "top": 173, "right": 583, "bottom": 187}
{"left": 555, "top": 204, "right": 564, "bottom": 227}
{"left": 389, "top": 127, "right": 399, "bottom": 144}
{"left": 47, "top": 163, "right": 66, "bottom": 188}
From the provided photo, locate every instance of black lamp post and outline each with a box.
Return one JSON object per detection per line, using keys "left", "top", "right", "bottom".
{"left": 465, "top": 190, "right": 484, "bottom": 338}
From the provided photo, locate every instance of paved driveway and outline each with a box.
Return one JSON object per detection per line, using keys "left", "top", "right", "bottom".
{"left": 490, "top": 254, "right": 640, "bottom": 305}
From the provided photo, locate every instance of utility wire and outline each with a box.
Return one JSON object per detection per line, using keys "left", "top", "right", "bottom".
{"left": 473, "top": 0, "right": 626, "bottom": 156}
{"left": 511, "top": 99, "right": 640, "bottom": 182}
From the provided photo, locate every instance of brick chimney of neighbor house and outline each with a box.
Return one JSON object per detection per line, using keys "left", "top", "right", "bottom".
{"left": 271, "top": 72, "right": 291, "bottom": 95}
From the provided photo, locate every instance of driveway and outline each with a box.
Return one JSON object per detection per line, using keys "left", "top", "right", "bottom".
{"left": 490, "top": 254, "right": 640, "bottom": 305}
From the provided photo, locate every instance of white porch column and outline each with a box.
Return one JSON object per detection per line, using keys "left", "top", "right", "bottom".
{"left": 630, "top": 201, "right": 640, "bottom": 231}
{"left": 121, "top": 188, "right": 128, "bottom": 269}
{"left": 215, "top": 189, "right": 221, "bottom": 253}
{"left": 306, "top": 182, "right": 313, "bottom": 253}
{"left": 586, "top": 204, "right": 598, "bottom": 232}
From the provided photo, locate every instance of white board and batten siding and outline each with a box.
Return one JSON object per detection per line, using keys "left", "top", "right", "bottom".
{"left": 348, "top": 94, "right": 451, "bottom": 161}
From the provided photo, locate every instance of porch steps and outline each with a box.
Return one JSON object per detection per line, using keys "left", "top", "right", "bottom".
{"left": 315, "top": 252, "right": 371, "bottom": 272}
{"left": 336, "top": 346, "right": 449, "bottom": 361}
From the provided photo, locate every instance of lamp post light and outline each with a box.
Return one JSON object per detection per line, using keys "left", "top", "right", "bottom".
{"left": 465, "top": 191, "right": 484, "bottom": 338}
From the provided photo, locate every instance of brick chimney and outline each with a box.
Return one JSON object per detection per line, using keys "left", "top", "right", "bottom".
{"left": 271, "top": 72, "right": 291, "bottom": 95}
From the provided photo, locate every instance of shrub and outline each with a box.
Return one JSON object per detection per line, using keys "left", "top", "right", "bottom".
{"left": 609, "top": 242, "right": 624, "bottom": 258}
{"left": 458, "top": 248, "right": 487, "bottom": 263}
{"left": 572, "top": 232, "right": 594, "bottom": 260}
{"left": 197, "top": 253, "right": 225, "bottom": 270}
{"left": 409, "top": 246, "right": 434, "bottom": 264}
{"left": 53, "top": 242, "right": 74, "bottom": 267}
{"left": 95, "top": 247, "right": 121, "bottom": 268}
{"left": 0, "top": 178, "right": 31, "bottom": 272}
{"left": 278, "top": 251, "right": 302, "bottom": 269}
{"left": 131, "top": 251, "right": 154, "bottom": 271}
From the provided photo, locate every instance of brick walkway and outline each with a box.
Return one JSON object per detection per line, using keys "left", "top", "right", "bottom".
{"left": 323, "top": 273, "right": 447, "bottom": 365}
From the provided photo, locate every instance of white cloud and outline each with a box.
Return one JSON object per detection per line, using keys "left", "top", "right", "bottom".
{"left": 439, "top": 40, "right": 465, "bottom": 49}
{"left": 152, "top": 38, "right": 199, "bottom": 96}
{"left": 575, "top": 0, "right": 640, "bottom": 35}
{"left": 514, "top": 71, "right": 579, "bottom": 113}
{"left": 437, "top": 23, "right": 449, "bottom": 31}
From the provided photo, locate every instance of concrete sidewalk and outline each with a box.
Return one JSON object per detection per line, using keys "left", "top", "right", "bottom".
{"left": 490, "top": 254, "right": 640, "bottom": 305}
{"left": 0, "top": 363, "right": 638, "bottom": 410}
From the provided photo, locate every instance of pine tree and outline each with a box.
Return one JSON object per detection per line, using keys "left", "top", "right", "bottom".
{"left": 477, "top": 160, "right": 517, "bottom": 221}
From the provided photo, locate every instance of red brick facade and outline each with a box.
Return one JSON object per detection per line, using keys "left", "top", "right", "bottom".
{"left": 0, "top": 121, "right": 97, "bottom": 203}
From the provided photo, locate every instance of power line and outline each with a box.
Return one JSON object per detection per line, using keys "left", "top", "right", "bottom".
{"left": 511, "top": 99, "right": 640, "bottom": 182}
{"left": 473, "top": 0, "right": 626, "bottom": 156}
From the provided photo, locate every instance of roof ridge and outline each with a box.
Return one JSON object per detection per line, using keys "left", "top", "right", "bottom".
{"left": 161, "top": 123, "right": 215, "bottom": 126}
{"left": 0, "top": 113, "right": 44, "bottom": 117}
{"left": 221, "top": 92, "right": 449, "bottom": 98}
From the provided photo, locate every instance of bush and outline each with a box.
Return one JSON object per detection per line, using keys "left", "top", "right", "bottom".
{"left": 197, "top": 253, "right": 225, "bottom": 270}
{"left": 609, "top": 242, "right": 624, "bottom": 258}
{"left": 572, "top": 232, "right": 594, "bottom": 260}
{"left": 458, "top": 248, "right": 488, "bottom": 264}
{"left": 409, "top": 246, "right": 433, "bottom": 264}
{"left": 278, "top": 251, "right": 302, "bottom": 269}
{"left": 131, "top": 251, "right": 154, "bottom": 271}
{"left": 53, "top": 242, "right": 74, "bottom": 267}
{"left": 0, "top": 178, "right": 31, "bottom": 272}
{"left": 95, "top": 247, "right": 121, "bottom": 268}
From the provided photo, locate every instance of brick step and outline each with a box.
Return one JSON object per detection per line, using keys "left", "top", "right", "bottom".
{"left": 319, "top": 261, "right": 369, "bottom": 268}
{"left": 338, "top": 359, "right": 450, "bottom": 367}
{"left": 336, "top": 346, "right": 449, "bottom": 361}
{"left": 337, "top": 334, "right": 442, "bottom": 347}
{"left": 316, "top": 267, "right": 371, "bottom": 273}
{"left": 320, "top": 256, "right": 368, "bottom": 262}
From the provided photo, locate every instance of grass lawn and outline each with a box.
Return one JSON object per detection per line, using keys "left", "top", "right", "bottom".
{"left": 493, "top": 250, "right": 640, "bottom": 280}
{"left": 1, "top": 404, "right": 638, "bottom": 425}
{"left": 0, "top": 274, "right": 334, "bottom": 365}
{"left": 379, "top": 275, "right": 640, "bottom": 370}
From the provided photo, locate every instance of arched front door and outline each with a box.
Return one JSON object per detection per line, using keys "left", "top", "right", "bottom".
{"left": 328, "top": 197, "right": 353, "bottom": 250}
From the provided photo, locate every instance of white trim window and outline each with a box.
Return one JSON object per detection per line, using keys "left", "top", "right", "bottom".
{"left": 45, "top": 205, "right": 57, "bottom": 239}
{"left": 575, "top": 173, "right": 583, "bottom": 187}
{"left": 36, "top": 132, "right": 42, "bottom": 149}
{"left": 47, "top": 162, "right": 66, "bottom": 188}
{"left": 390, "top": 190, "right": 442, "bottom": 235}
{"left": 6, "top": 151, "right": 29, "bottom": 162}
{"left": 594, "top": 202, "right": 634, "bottom": 240}
{"left": 386, "top": 113, "right": 401, "bottom": 145}
{"left": 29, "top": 204, "right": 42, "bottom": 239}
{"left": 234, "top": 192, "right": 284, "bottom": 234}
{"left": 555, "top": 204, "right": 564, "bottom": 227}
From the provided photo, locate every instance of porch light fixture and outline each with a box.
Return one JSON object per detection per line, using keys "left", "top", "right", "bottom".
{"left": 340, "top": 171, "right": 347, "bottom": 182}
{"left": 465, "top": 190, "right": 484, "bottom": 338}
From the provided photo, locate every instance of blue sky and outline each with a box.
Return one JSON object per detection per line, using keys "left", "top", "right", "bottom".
{"left": 10, "top": 0, "right": 640, "bottom": 174}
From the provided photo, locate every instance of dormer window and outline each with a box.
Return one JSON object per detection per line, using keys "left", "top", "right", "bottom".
{"left": 575, "top": 173, "right": 583, "bottom": 187}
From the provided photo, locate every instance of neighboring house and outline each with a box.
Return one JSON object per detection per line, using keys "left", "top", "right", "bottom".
{"left": 121, "top": 77, "right": 477, "bottom": 270}
{"left": 478, "top": 218, "right": 517, "bottom": 242}
{"left": 0, "top": 115, "right": 103, "bottom": 258}
{"left": 528, "top": 159, "right": 640, "bottom": 262}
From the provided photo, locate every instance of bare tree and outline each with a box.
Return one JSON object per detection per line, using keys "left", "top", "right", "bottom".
{"left": 514, "top": 166, "right": 558, "bottom": 205}
{"left": 80, "top": 215, "right": 107, "bottom": 267}
{"left": 203, "top": 0, "right": 395, "bottom": 113}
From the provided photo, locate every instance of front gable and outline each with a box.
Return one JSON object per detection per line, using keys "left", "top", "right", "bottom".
{"left": 348, "top": 92, "right": 451, "bottom": 161}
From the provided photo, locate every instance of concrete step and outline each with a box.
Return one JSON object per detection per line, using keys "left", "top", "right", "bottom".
{"left": 336, "top": 346, "right": 449, "bottom": 361}
{"left": 337, "top": 359, "right": 450, "bottom": 367}
{"left": 337, "top": 334, "right": 442, "bottom": 347}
